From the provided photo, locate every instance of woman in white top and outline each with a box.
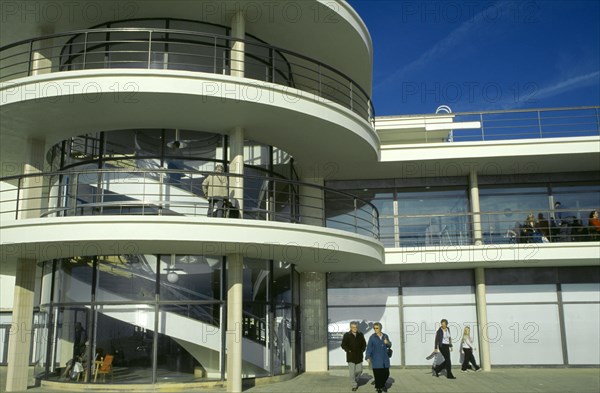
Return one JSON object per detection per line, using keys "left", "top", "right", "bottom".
{"left": 460, "top": 326, "right": 481, "bottom": 372}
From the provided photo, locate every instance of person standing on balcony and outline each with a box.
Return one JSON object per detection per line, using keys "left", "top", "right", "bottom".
{"left": 536, "top": 213, "right": 551, "bottom": 241}
{"left": 521, "top": 214, "right": 540, "bottom": 243}
{"left": 551, "top": 201, "right": 564, "bottom": 241}
{"left": 202, "top": 164, "right": 229, "bottom": 217}
{"left": 365, "top": 322, "right": 391, "bottom": 393}
{"left": 433, "top": 319, "right": 456, "bottom": 379}
{"left": 341, "top": 321, "right": 367, "bottom": 391}
{"left": 587, "top": 210, "right": 600, "bottom": 240}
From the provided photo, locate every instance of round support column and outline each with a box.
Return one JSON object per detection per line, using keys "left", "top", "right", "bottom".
{"left": 469, "top": 168, "right": 483, "bottom": 245}
{"left": 299, "top": 272, "right": 328, "bottom": 372}
{"left": 6, "top": 138, "right": 45, "bottom": 392}
{"left": 475, "top": 267, "right": 491, "bottom": 371}
{"left": 226, "top": 254, "right": 243, "bottom": 392}
{"left": 230, "top": 10, "right": 245, "bottom": 78}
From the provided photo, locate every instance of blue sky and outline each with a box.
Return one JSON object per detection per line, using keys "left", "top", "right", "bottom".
{"left": 348, "top": 0, "right": 600, "bottom": 116}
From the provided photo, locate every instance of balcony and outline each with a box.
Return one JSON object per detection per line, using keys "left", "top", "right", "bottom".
{"left": 0, "top": 27, "right": 373, "bottom": 122}
{"left": 0, "top": 168, "right": 379, "bottom": 237}
{"left": 0, "top": 168, "right": 384, "bottom": 271}
{"left": 379, "top": 209, "right": 600, "bottom": 248}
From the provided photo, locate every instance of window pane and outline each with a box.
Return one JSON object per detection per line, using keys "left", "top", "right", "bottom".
{"left": 397, "top": 188, "right": 468, "bottom": 247}
{"left": 479, "top": 185, "right": 549, "bottom": 244}
{"left": 96, "top": 256, "right": 156, "bottom": 303}
{"left": 159, "top": 255, "right": 222, "bottom": 302}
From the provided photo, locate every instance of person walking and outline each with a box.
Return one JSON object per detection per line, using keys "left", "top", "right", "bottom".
{"left": 459, "top": 326, "right": 481, "bottom": 372}
{"left": 341, "top": 322, "right": 367, "bottom": 391}
{"left": 433, "top": 318, "right": 456, "bottom": 379}
{"left": 365, "top": 322, "right": 391, "bottom": 393}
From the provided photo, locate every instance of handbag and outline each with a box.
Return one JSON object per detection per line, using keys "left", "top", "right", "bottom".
{"left": 387, "top": 348, "right": 393, "bottom": 358}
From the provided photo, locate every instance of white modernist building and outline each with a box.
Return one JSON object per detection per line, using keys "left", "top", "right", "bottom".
{"left": 0, "top": 1, "right": 598, "bottom": 392}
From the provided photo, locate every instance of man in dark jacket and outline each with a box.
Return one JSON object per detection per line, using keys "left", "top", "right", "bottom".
{"left": 341, "top": 321, "right": 367, "bottom": 391}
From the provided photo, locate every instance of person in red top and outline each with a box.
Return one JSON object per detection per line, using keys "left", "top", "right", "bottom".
{"left": 588, "top": 210, "right": 600, "bottom": 240}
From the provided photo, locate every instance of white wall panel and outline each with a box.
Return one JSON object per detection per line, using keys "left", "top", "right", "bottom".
{"left": 563, "top": 304, "right": 600, "bottom": 365}
{"left": 486, "top": 284, "right": 557, "bottom": 303}
{"left": 487, "top": 304, "right": 562, "bottom": 364}
{"left": 561, "top": 283, "right": 600, "bottom": 302}
{"left": 403, "top": 305, "right": 478, "bottom": 366}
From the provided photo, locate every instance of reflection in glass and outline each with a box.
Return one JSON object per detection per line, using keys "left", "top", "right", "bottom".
{"left": 95, "top": 306, "right": 154, "bottom": 383}
{"left": 397, "top": 188, "right": 469, "bottom": 247}
{"left": 57, "top": 259, "right": 93, "bottom": 303}
{"left": 36, "top": 253, "right": 297, "bottom": 383}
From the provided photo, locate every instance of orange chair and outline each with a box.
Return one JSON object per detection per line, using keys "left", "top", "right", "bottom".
{"left": 94, "top": 354, "right": 113, "bottom": 383}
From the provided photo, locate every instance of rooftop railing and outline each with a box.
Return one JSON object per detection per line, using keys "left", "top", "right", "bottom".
{"left": 380, "top": 106, "right": 600, "bottom": 143}
{"left": 451, "top": 106, "right": 600, "bottom": 141}
{"left": 0, "top": 169, "right": 380, "bottom": 240}
{"left": 0, "top": 28, "right": 374, "bottom": 122}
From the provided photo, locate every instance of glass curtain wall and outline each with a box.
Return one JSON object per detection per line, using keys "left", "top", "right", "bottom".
{"left": 326, "top": 186, "right": 468, "bottom": 247}
{"left": 326, "top": 175, "right": 599, "bottom": 247}
{"left": 46, "top": 129, "right": 298, "bottom": 221}
{"left": 479, "top": 182, "right": 600, "bottom": 243}
{"left": 59, "top": 18, "right": 292, "bottom": 85}
{"left": 396, "top": 188, "right": 469, "bottom": 247}
{"left": 35, "top": 255, "right": 297, "bottom": 384}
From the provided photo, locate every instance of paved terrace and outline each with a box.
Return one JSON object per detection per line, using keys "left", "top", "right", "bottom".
{"left": 2, "top": 367, "right": 599, "bottom": 393}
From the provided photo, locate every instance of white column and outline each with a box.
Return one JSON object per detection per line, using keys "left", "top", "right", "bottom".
{"left": 31, "top": 28, "right": 53, "bottom": 76}
{"left": 229, "top": 126, "right": 244, "bottom": 216}
{"left": 469, "top": 169, "right": 483, "bottom": 245}
{"left": 297, "top": 178, "right": 328, "bottom": 371}
{"left": 299, "top": 272, "right": 328, "bottom": 372}
{"left": 6, "top": 259, "right": 37, "bottom": 391}
{"left": 18, "top": 139, "right": 46, "bottom": 219}
{"left": 299, "top": 177, "right": 324, "bottom": 227}
{"left": 6, "top": 138, "right": 45, "bottom": 391}
{"left": 475, "top": 267, "right": 491, "bottom": 371}
{"left": 226, "top": 14, "right": 245, "bottom": 388}
{"left": 230, "top": 11, "right": 245, "bottom": 78}
{"left": 226, "top": 254, "right": 244, "bottom": 392}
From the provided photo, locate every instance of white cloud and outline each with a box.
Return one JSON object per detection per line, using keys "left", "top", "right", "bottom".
{"left": 533, "top": 71, "right": 600, "bottom": 100}
{"left": 375, "top": 1, "right": 511, "bottom": 89}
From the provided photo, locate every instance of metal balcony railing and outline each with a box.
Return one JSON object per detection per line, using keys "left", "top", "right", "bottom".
{"left": 0, "top": 168, "right": 380, "bottom": 240}
{"left": 0, "top": 28, "right": 374, "bottom": 122}
{"left": 380, "top": 106, "right": 600, "bottom": 143}
{"left": 450, "top": 106, "right": 600, "bottom": 141}
{"left": 377, "top": 208, "right": 600, "bottom": 248}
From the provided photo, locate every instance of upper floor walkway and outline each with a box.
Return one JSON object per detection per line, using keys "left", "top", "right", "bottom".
{"left": 0, "top": 25, "right": 373, "bottom": 122}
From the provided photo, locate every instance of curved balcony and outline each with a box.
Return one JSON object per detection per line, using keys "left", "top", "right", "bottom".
{"left": 0, "top": 168, "right": 380, "bottom": 239}
{"left": 0, "top": 27, "right": 374, "bottom": 122}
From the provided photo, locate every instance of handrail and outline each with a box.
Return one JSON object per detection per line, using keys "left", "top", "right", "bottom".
{"left": 0, "top": 27, "right": 375, "bottom": 122}
{"left": 379, "top": 105, "right": 600, "bottom": 118}
{"left": 378, "top": 106, "right": 599, "bottom": 143}
{"left": 0, "top": 168, "right": 380, "bottom": 240}
{"left": 378, "top": 208, "right": 600, "bottom": 247}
